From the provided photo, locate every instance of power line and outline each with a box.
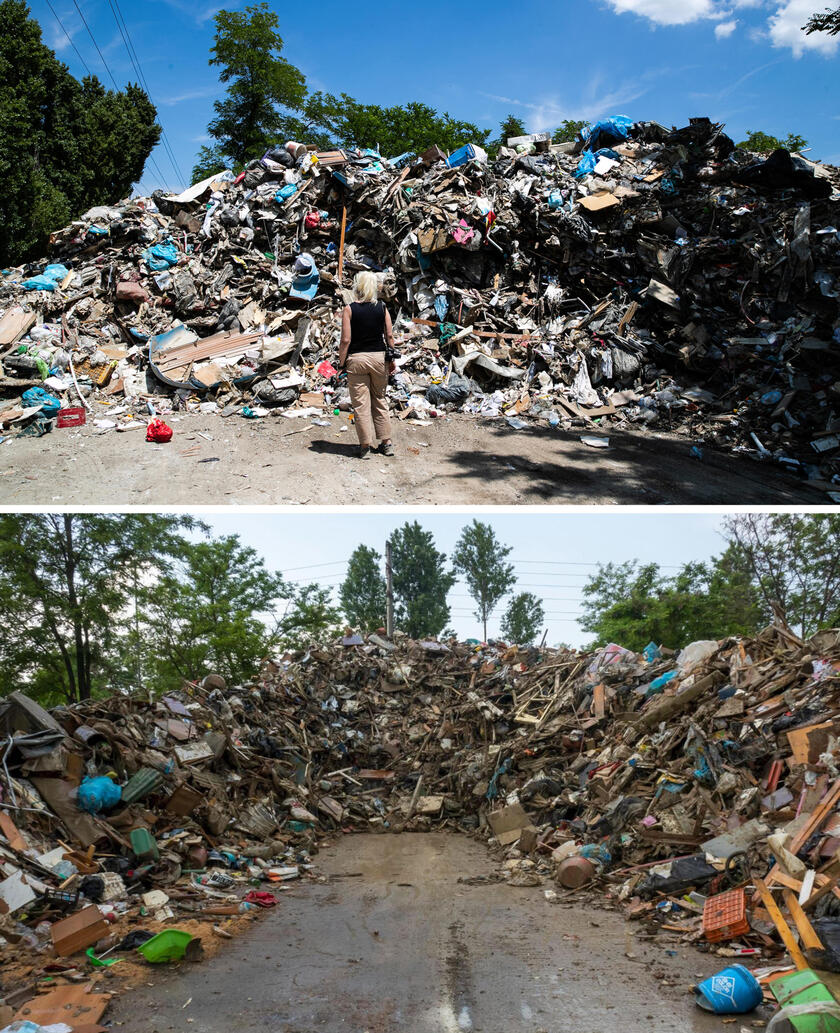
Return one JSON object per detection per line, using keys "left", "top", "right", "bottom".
{"left": 44, "top": 0, "right": 92, "bottom": 76}
{"left": 69, "top": 0, "right": 119, "bottom": 90}
{"left": 108, "top": 0, "right": 187, "bottom": 185}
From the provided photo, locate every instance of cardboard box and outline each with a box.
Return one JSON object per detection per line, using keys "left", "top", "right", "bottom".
{"left": 487, "top": 803, "right": 537, "bottom": 846}
{"left": 50, "top": 905, "right": 110, "bottom": 957}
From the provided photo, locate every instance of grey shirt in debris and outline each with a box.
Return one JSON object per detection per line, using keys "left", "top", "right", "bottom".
{"left": 348, "top": 301, "right": 387, "bottom": 355}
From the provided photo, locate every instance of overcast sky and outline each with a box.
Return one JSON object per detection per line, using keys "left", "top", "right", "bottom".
{"left": 27, "top": 0, "right": 840, "bottom": 198}
{"left": 194, "top": 511, "right": 728, "bottom": 646}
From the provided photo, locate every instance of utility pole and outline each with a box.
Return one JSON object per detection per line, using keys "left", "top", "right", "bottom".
{"left": 385, "top": 539, "right": 394, "bottom": 639}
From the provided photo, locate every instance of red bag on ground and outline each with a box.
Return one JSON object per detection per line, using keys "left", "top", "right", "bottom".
{"left": 243, "top": 890, "right": 279, "bottom": 908}
{"left": 146, "top": 418, "right": 173, "bottom": 443}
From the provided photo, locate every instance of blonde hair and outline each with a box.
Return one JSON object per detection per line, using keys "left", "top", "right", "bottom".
{"left": 353, "top": 271, "right": 379, "bottom": 304}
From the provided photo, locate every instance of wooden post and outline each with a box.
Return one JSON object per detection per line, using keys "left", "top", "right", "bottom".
{"left": 385, "top": 539, "right": 394, "bottom": 639}
{"left": 338, "top": 205, "right": 347, "bottom": 284}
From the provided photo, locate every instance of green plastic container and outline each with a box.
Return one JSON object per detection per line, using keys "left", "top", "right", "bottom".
{"left": 121, "top": 767, "right": 164, "bottom": 805}
{"left": 769, "top": 969, "right": 840, "bottom": 1033}
{"left": 129, "top": 827, "right": 159, "bottom": 862}
{"left": 137, "top": 929, "right": 196, "bottom": 964}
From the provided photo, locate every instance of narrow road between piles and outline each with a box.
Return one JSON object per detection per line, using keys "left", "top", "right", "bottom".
{"left": 111, "top": 833, "right": 723, "bottom": 1033}
{"left": 1, "top": 412, "right": 825, "bottom": 505}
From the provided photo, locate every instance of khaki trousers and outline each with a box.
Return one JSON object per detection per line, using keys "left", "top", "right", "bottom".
{"left": 347, "top": 351, "right": 391, "bottom": 447}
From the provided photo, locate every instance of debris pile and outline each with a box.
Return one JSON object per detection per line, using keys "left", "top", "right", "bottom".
{"left": 4, "top": 621, "right": 840, "bottom": 1019}
{"left": 1, "top": 118, "right": 839, "bottom": 491}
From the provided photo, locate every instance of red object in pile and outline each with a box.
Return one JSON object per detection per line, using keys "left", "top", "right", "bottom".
{"left": 57, "top": 407, "right": 86, "bottom": 428}
{"left": 146, "top": 418, "right": 173, "bottom": 443}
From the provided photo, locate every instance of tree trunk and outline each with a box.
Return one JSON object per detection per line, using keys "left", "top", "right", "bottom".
{"left": 62, "top": 515, "right": 90, "bottom": 700}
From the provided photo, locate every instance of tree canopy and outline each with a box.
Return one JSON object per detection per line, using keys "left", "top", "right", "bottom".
{"left": 0, "top": 514, "right": 192, "bottom": 703}
{"left": 340, "top": 545, "right": 386, "bottom": 633}
{"left": 0, "top": 0, "right": 160, "bottom": 265}
{"left": 390, "top": 522, "right": 456, "bottom": 638}
{"left": 144, "top": 535, "right": 287, "bottom": 689}
{"left": 804, "top": 5, "right": 840, "bottom": 35}
{"left": 192, "top": 4, "right": 489, "bottom": 181}
{"left": 500, "top": 592, "right": 545, "bottom": 645}
{"left": 737, "top": 130, "right": 808, "bottom": 153}
{"left": 553, "top": 120, "right": 588, "bottom": 144}
{"left": 452, "top": 520, "right": 515, "bottom": 642}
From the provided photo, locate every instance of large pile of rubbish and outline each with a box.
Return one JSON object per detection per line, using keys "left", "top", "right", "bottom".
{"left": 1, "top": 118, "right": 838, "bottom": 491}
{"left": 3, "top": 622, "right": 840, "bottom": 1022}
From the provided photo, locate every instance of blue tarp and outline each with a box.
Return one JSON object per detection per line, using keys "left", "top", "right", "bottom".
{"left": 22, "top": 386, "right": 61, "bottom": 414}
{"left": 142, "top": 242, "right": 179, "bottom": 271}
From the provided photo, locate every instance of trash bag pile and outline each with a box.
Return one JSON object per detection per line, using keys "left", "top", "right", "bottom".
{"left": 0, "top": 118, "right": 838, "bottom": 489}
{"left": 4, "top": 620, "right": 840, "bottom": 1020}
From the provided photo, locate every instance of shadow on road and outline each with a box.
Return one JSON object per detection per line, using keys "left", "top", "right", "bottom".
{"left": 439, "top": 421, "right": 827, "bottom": 505}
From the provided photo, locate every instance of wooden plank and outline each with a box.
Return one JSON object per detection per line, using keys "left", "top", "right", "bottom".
{"left": 754, "top": 877, "right": 808, "bottom": 970}
{"left": 411, "top": 318, "right": 533, "bottom": 342}
{"left": 783, "top": 889, "right": 823, "bottom": 951}
{"left": 592, "top": 683, "right": 606, "bottom": 720}
{"left": 0, "top": 308, "right": 36, "bottom": 349}
{"left": 766, "top": 778, "right": 840, "bottom": 890}
{"left": 803, "top": 873, "right": 840, "bottom": 912}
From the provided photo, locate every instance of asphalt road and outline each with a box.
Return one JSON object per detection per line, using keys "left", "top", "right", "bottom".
{"left": 110, "top": 833, "right": 726, "bottom": 1033}
{"left": 0, "top": 411, "right": 826, "bottom": 505}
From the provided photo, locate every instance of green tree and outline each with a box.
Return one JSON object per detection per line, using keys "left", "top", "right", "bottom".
{"left": 144, "top": 535, "right": 286, "bottom": 689}
{"left": 805, "top": 6, "right": 840, "bottom": 35}
{"left": 581, "top": 554, "right": 763, "bottom": 652}
{"left": 736, "top": 130, "right": 808, "bottom": 153}
{"left": 339, "top": 545, "right": 386, "bottom": 633}
{"left": 452, "top": 520, "right": 515, "bottom": 642}
{"left": 390, "top": 522, "right": 456, "bottom": 638}
{"left": 302, "top": 93, "right": 490, "bottom": 158}
{"left": 725, "top": 514, "right": 840, "bottom": 637}
{"left": 0, "top": 514, "right": 191, "bottom": 703}
{"left": 0, "top": 0, "right": 160, "bottom": 264}
{"left": 553, "top": 119, "right": 588, "bottom": 144}
{"left": 193, "top": 2, "right": 308, "bottom": 180}
{"left": 500, "top": 592, "right": 545, "bottom": 645}
{"left": 277, "top": 583, "right": 343, "bottom": 648}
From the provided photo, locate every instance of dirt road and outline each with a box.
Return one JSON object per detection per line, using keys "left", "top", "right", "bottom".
{"left": 0, "top": 411, "right": 824, "bottom": 505}
{"left": 111, "top": 833, "right": 726, "bottom": 1033}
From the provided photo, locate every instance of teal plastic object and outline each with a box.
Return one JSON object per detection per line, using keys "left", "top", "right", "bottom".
{"left": 129, "top": 827, "right": 159, "bottom": 862}
{"left": 137, "top": 929, "right": 196, "bottom": 963}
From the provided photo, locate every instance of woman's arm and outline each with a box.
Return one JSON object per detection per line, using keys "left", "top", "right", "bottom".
{"left": 339, "top": 306, "right": 351, "bottom": 367}
{"left": 384, "top": 309, "right": 396, "bottom": 373}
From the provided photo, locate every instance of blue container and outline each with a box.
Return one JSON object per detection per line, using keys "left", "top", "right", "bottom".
{"left": 695, "top": 965, "right": 763, "bottom": 1014}
{"left": 445, "top": 144, "right": 488, "bottom": 169}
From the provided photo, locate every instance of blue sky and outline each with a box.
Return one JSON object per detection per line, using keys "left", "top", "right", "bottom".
{"left": 195, "top": 511, "right": 727, "bottom": 647}
{"left": 29, "top": 0, "right": 840, "bottom": 194}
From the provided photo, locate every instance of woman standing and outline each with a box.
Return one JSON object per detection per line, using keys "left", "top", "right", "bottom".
{"left": 339, "top": 272, "right": 396, "bottom": 459}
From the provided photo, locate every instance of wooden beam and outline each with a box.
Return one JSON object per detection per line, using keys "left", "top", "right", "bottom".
{"left": 783, "top": 889, "right": 823, "bottom": 951}
{"left": 754, "top": 877, "right": 808, "bottom": 970}
{"left": 765, "top": 778, "right": 840, "bottom": 891}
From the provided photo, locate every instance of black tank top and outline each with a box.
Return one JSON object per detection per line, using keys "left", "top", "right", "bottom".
{"left": 348, "top": 302, "right": 386, "bottom": 354}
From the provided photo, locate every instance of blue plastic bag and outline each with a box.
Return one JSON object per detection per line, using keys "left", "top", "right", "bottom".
{"left": 22, "top": 386, "right": 61, "bottom": 415}
{"left": 22, "top": 275, "right": 58, "bottom": 292}
{"left": 646, "top": 669, "right": 678, "bottom": 697}
{"left": 143, "top": 241, "right": 179, "bottom": 271}
{"left": 275, "top": 184, "right": 298, "bottom": 202}
{"left": 574, "top": 151, "right": 597, "bottom": 179}
{"left": 43, "top": 263, "right": 69, "bottom": 282}
{"left": 77, "top": 775, "right": 122, "bottom": 814}
{"left": 548, "top": 189, "right": 564, "bottom": 209}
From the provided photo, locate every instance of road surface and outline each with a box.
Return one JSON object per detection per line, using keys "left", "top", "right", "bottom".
{"left": 1, "top": 411, "right": 825, "bottom": 505}
{"left": 110, "top": 833, "right": 727, "bottom": 1033}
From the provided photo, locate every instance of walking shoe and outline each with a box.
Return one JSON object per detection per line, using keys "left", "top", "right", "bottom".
{"left": 359, "top": 445, "right": 372, "bottom": 459}
{"left": 379, "top": 442, "right": 395, "bottom": 457}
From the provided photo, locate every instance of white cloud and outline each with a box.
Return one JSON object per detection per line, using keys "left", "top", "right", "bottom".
{"left": 767, "top": 0, "right": 839, "bottom": 56}
{"left": 715, "top": 18, "right": 739, "bottom": 36}
{"left": 160, "top": 86, "right": 219, "bottom": 106}
{"left": 601, "top": 0, "right": 722, "bottom": 24}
